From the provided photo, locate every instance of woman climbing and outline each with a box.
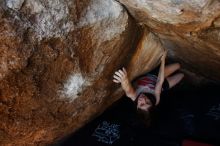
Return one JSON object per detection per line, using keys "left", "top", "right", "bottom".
{"left": 113, "top": 51, "right": 184, "bottom": 125}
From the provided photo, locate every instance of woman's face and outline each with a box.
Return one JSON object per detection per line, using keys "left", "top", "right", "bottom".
{"left": 137, "top": 93, "right": 152, "bottom": 111}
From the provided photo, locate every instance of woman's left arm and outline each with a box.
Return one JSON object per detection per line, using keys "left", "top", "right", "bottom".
{"left": 155, "top": 51, "right": 167, "bottom": 105}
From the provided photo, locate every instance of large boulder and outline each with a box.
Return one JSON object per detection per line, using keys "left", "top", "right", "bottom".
{"left": 0, "top": 0, "right": 163, "bottom": 145}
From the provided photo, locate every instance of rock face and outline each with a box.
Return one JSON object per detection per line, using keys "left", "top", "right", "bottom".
{"left": 128, "top": 29, "right": 164, "bottom": 79}
{"left": 118, "top": 0, "right": 220, "bottom": 82}
{"left": 0, "top": 0, "right": 164, "bottom": 145}
{"left": 0, "top": 0, "right": 220, "bottom": 145}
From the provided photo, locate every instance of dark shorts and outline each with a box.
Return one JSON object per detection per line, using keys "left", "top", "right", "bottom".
{"left": 150, "top": 66, "right": 170, "bottom": 91}
{"left": 162, "top": 78, "right": 170, "bottom": 91}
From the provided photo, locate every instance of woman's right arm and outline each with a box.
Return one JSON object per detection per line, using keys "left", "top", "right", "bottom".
{"left": 113, "top": 68, "right": 136, "bottom": 101}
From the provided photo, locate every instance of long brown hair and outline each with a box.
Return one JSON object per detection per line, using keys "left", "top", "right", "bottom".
{"left": 135, "top": 93, "right": 156, "bottom": 127}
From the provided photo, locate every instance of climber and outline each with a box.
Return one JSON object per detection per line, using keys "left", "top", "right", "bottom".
{"left": 113, "top": 50, "right": 184, "bottom": 125}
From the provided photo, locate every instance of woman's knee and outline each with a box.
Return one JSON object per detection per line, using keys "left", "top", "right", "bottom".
{"left": 166, "top": 73, "right": 184, "bottom": 88}
{"left": 164, "top": 63, "right": 181, "bottom": 77}
{"left": 173, "top": 63, "right": 181, "bottom": 70}
{"left": 174, "top": 73, "right": 184, "bottom": 81}
{"left": 179, "top": 73, "right": 184, "bottom": 78}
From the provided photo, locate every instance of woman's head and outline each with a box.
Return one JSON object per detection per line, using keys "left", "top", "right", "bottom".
{"left": 136, "top": 92, "right": 156, "bottom": 111}
{"left": 135, "top": 93, "right": 156, "bottom": 127}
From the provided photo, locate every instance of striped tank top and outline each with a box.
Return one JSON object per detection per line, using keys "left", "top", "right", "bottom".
{"left": 135, "top": 74, "right": 158, "bottom": 97}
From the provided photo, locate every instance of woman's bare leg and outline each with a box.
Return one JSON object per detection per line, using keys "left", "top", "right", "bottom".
{"left": 166, "top": 73, "right": 184, "bottom": 88}
{"left": 165, "top": 63, "right": 181, "bottom": 77}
